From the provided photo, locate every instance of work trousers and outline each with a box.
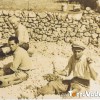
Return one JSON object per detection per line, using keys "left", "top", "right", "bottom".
{"left": 0, "top": 68, "right": 28, "bottom": 88}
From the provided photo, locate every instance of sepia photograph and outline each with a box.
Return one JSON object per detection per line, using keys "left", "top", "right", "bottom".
{"left": 0, "top": 0, "right": 100, "bottom": 99}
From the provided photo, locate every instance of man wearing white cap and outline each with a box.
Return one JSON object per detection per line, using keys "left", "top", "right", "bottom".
{"left": 37, "top": 41, "right": 99, "bottom": 96}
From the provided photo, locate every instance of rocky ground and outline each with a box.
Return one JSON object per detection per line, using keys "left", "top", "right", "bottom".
{"left": 0, "top": 0, "right": 100, "bottom": 99}
{"left": 0, "top": 41, "right": 100, "bottom": 99}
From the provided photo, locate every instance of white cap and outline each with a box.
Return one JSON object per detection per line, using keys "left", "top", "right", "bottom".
{"left": 72, "top": 40, "right": 86, "bottom": 50}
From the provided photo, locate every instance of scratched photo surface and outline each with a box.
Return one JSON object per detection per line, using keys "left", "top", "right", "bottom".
{"left": 0, "top": 0, "right": 100, "bottom": 99}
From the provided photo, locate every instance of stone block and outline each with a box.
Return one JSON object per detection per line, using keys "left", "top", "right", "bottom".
{"left": 28, "top": 11, "right": 36, "bottom": 18}
{"left": 37, "top": 13, "right": 47, "bottom": 18}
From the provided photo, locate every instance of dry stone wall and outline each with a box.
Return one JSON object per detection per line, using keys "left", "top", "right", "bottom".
{"left": 0, "top": 10, "right": 100, "bottom": 47}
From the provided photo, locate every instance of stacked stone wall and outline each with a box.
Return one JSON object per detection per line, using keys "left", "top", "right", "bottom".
{"left": 0, "top": 10, "right": 100, "bottom": 46}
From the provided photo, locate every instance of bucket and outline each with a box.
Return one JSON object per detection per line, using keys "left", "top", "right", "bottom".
{"left": 61, "top": 4, "right": 67, "bottom": 12}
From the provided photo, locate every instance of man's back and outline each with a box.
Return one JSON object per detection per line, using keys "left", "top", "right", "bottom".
{"left": 15, "top": 24, "right": 29, "bottom": 44}
{"left": 11, "top": 47, "right": 32, "bottom": 71}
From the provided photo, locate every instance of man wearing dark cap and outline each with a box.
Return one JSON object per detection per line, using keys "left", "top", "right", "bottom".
{"left": 37, "top": 41, "right": 99, "bottom": 96}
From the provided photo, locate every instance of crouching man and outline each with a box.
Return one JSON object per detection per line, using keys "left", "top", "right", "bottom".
{"left": 0, "top": 36, "right": 32, "bottom": 87}
{"left": 37, "top": 41, "right": 99, "bottom": 96}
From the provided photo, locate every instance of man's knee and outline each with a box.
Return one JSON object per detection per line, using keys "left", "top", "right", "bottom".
{"left": 37, "top": 84, "right": 55, "bottom": 95}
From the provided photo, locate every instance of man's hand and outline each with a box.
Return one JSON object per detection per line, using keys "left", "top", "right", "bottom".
{"left": 87, "top": 57, "right": 93, "bottom": 64}
{"left": 54, "top": 70, "right": 67, "bottom": 76}
{"left": 53, "top": 70, "right": 59, "bottom": 75}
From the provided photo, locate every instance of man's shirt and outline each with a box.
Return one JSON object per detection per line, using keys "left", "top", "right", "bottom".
{"left": 65, "top": 55, "right": 97, "bottom": 80}
{"left": 15, "top": 24, "right": 29, "bottom": 44}
{"left": 10, "top": 47, "right": 32, "bottom": 71}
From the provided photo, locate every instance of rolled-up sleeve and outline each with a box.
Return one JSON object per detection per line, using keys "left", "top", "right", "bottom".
{"left": 88, "top": 63, "right": 98, "bottom": 80}
{"left": 59, "top": 56, "right": 73, "bottom": 76}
